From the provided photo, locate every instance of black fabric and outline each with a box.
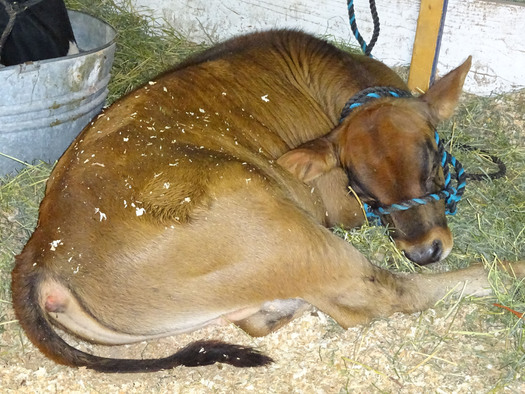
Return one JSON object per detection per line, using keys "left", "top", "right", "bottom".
{"left": 0, "top": 0, "right": 76, "bottom": 66}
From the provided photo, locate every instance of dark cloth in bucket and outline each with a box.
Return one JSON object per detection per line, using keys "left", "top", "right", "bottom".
{"left": 0, "top": 0, "right": 78, "bottom": 66}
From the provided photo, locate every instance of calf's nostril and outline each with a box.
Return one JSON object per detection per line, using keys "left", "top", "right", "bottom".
{"left": 430, "top": 239, "right": 443, "bottom": 261}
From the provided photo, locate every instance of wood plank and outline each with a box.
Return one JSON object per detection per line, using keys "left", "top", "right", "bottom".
{"left": 407, "top": 0, "right": 447, "bottom": 93}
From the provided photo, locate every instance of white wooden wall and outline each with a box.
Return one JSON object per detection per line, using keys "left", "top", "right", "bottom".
{"left": 127, "top": 0, "right": 525, "bottom": 96}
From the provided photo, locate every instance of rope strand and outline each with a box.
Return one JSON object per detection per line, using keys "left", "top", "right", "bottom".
{"left": 347, "top": 0, "right": 381, "bottom": 56}
{"left": 457, "top": 143, "right": 506, "bottom": 181}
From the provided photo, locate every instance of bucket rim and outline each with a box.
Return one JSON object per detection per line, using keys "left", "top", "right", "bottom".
{"left": 0, "top": 10, "right": 117, "bottom": 72}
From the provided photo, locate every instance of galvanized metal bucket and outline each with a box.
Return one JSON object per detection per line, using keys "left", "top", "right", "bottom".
{"left": 0, "top": 10, "right": 117, "bottom": 177}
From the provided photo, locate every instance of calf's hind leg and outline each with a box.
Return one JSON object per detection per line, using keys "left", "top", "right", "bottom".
{"left": 304, "top": 260, "right": 525, "bottom": 329}
{"left": 169, "top": 183, "right": 524, "bottom": 334}
{"left": 220, "top": 194, "right": 525, "bottom": 330}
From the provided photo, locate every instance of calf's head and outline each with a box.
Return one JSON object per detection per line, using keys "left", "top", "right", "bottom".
{"left": 278, "top": 57, "right": 471, "bottom": 265}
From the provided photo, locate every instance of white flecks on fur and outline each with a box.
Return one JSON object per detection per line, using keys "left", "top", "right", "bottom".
{"left": 94, "top": 208, "right": 107, "bottom": 221}
{"left": 92, "top": 163, "right": 105, "bottom": 167}
{"left": 123, "top": 137, "right": 129, "bottom": 142}
{"left": 135, "top": 207, "right": 146, "bottom": 216}
{"left": 182, "top": 197, "right": 191, "bottom": 204}
{"left": 49, "top": 240, "right": 63, "bottom": 251}
{"left": 261, "top": 94, "right": 270, "bottom": 102}
{"left": 163, "top": 182, "right": 170, "bottom": 189}
{"left": 199, "top": 108, "right": 205, "bottom": 113}
{"left": 148, "top": 81, "right": 157, "bottom": 85}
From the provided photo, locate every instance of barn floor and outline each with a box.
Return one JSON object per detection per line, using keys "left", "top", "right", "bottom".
{"left": 1, "top": 299, "right": 524, "bottom": 392}
{"left": 1, "top": 0, "right": 524, "bottom": 392}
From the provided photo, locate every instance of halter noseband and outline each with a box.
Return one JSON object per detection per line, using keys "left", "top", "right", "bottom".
{"left": 339, "top": 87, "right": 466, "bottom": 220}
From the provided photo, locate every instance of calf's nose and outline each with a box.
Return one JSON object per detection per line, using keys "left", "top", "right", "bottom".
{"left": 404, "top": 239, "right": 443, "bottom": 265}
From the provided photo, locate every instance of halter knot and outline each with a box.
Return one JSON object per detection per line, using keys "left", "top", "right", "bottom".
{"left": 339, "top": 87, "right": 466, "bottom": 220}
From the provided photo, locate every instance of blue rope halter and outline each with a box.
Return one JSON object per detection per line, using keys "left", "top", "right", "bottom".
{"left": 340, "top": 87, "right": 467, "bottom": 220}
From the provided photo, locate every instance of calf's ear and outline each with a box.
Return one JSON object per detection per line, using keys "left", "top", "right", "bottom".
{"left": 277, "top": 138, "right": 338, "bottom": 183}
{"left": 421, "top": 56, "right": 472, "bottom": 124}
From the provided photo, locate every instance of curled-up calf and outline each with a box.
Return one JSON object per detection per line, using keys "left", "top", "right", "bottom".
{"left": 11, "top": 30, "right": 525, "bottom": 373}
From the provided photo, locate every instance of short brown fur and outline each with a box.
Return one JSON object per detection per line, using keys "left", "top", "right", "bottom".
{"left": 11, "top": 30, "right": 525, "bottom": 373}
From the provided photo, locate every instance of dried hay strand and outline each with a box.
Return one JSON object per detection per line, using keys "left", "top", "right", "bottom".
{"left": 1, "top": 0, "right": 524, "bottom": 391}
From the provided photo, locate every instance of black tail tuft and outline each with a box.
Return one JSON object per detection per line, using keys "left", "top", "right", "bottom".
{"left": 175, "top": 340, "right": 274, "bottom": 368}
{"left": 89, "top": 339, "right": 273, "bottom": 372}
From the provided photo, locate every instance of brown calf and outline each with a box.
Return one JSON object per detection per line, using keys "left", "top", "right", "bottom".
{"left": 11, "top": 30, "right": 525, "bottom": 372}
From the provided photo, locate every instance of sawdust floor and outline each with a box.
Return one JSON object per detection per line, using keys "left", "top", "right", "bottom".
{"left": 2, "top": 299, "right": 524, "bottom": 393}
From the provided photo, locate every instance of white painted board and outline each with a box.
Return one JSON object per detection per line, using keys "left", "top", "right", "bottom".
{"left": 126, "top": 0, "right": 525, "bottom": 96}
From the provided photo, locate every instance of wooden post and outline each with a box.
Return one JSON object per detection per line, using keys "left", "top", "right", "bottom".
{"left": 407, "top": 0, "right": 447, "bottom": 93}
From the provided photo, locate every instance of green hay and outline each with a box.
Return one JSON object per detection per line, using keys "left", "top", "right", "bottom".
{"left": 0, "top": 0, "right": 524, "bottom": 386}
{"left": 0, "top": 162, "right": 50, "bottom": 323}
